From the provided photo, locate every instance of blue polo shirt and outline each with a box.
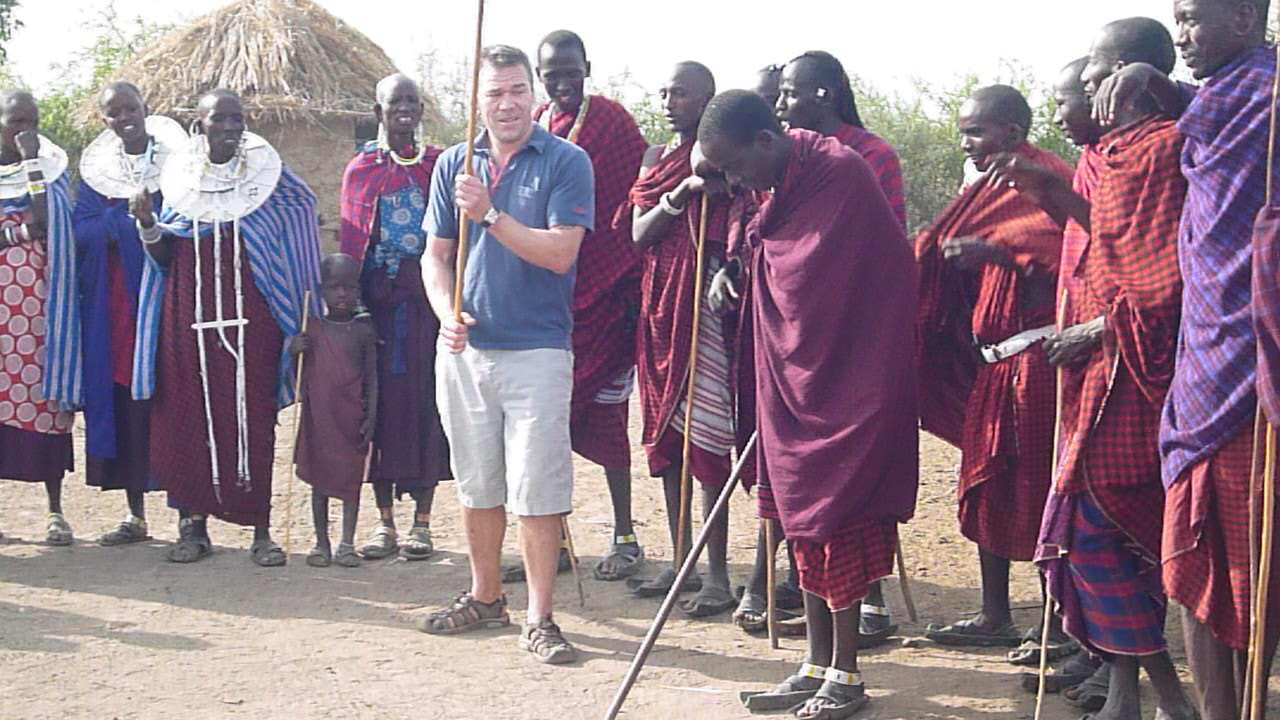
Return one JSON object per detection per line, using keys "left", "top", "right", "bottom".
{"left": 426, "top": 124, "right": 594, "bottom": 350}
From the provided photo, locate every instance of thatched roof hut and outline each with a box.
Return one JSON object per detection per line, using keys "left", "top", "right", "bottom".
{"left": 85, "top": 0, "right": 444, "bottom": 250}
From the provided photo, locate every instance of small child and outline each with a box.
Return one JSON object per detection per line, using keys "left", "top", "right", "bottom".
{"left": 291, "top": 253, "right": 378, "bottom": 568}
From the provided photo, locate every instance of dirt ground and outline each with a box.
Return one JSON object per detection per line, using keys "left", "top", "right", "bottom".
{"left": 0, "top": 400, "right": 1274, "bottom": 719}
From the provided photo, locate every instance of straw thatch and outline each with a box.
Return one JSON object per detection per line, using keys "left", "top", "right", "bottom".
{"left": 80, "top": 0, "right": 442, "bottom": 127}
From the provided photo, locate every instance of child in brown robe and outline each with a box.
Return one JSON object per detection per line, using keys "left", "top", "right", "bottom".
{"left": 292, "top": 253, "right": 378, "bottom": 568}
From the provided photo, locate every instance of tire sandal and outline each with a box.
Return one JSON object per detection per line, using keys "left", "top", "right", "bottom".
{"left": 400, "top": 524, "right": 434, "bottom": 561}
{"left": 99, "top": 518, "right": 150, "bottom": 546}
{"left": 503, "top": 546, "right": 570, "bottom": 583}
{"left": 734, "top": 590, "right": 768, "bottom": 634}
{"left": 1062, "top": 662, "right": 1109, "bottom": 711}
{"left": 45, "top": 513, "right": 73, "bottom": 546}
{"left": 358, "top": 524, "right": 399, "bottom": 560}
{"left": 625, "top": 567, "right": 702, "bottom": 598}
{"left": 740, "top": 663, "right": 826, "bottom": 713}
{"left": 593, "top": 535, "right": 644, "bottom": 581}
{"left": 1007, "top": 624, "right": 1079, "bottom": 666}
{"left": 418, "top": 592, "right": 510, "bottom": 635}
{"left": 1020, "top": 649, "right": 1102, "bottom": 693}
{"left": 306, "top": 546, "right": 332, "bottom": 568}
{"left": 334, "top": 543, "right": 361, "bottom": 568}
{"left": 925, "top": 616, "right": 1021, "bottom": 647}
{"left": 249, "top": 539, "right": 286, "bottom": 567}
{"left": 166, "top": 519, "right": 212, "bottom": 563}
{"left": 859, "top": 604, "right": 898, "bottom": 649}
{"left": 793, "top": 670, "right": 869, "bottom": 720}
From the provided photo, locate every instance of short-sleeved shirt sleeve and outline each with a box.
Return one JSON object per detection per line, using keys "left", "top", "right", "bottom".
{"left": 547, "top": 147, "right": 595, "bottom": 232}
{"left": 425, "top": 146, "right": 461, "bottom": 239}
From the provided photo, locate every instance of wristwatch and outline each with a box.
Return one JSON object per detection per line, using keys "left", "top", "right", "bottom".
{"left": 481, "top": 207, "right": 501, "bottom": 228}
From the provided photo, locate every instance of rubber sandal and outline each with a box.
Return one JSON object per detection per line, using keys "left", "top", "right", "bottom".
{"left": 503, "top": 546, "right": 571, "bottom": 583}
{"left": 734, "top": 592, "right": 768, "bottom": 634}
{"left": 1007, "top": 625, "right": 1079, "bottom": 666}
{"left": 740, "top": 665, "right": 826, "bottom": 713}
{"left": 307, "top": 546, "right": 332, "bottom": 568}
{"left": 250, "top": 539, "right": 286, "bottom": 567}
{"left": 1020, "top": 649, "right": 1102, "bottom": 693}
{"left": 793, "top": 678, "right": 870, "bottom": 720}
{"left": 859, "top": 604, "right": 897, "bottom": 649}
{"left": 679, "top": 588, "right": 738, "bottom": 618}
{"left": 400, "top": 525, "right": 434, "bottom": 561}
{"left": 593, "top": 540, "right": 643, "bottom": 581}
{"left": 925, "top": 616, "right": 1021, "bottom": 647}
{"left": 358, "top": 524, "right": 398, "bottom": 559}
{"left": 45, "top": 513, "right": 73, "bottom": 546}
{"left": 166, "top": 519, "right": 212, "bottom": 563}
{"left": 334, "top": 543, "right": 361, "bottom": 568}
{"left": 1063, "top": 662, "right": 1109, "bottom": 711}
{"left": 419, "top": 592, "right": 510, "bottom": 635}
{"left": 625, "top": 568, "right": 702, "bottom": 598}
{"left": 99, "top": 518, "right": 150, "bottom": 546}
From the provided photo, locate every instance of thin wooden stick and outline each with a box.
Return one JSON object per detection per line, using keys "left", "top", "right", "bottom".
{"left": 604, "top": 433, "right": 757, "bottom": 720}
{"left": 285, "top": 290, "right": 312, "bottom": 559}
{"left": 895, "top": 537, "right": 918, "bottom": 623}
{"left": 1250, "top": 425, "right": 1277, "bottom": 720}
{"left": 451, "top": 0, "right": 485, "bottom": 320}
{"left": 674, "top": 193, "right": 710, "bottom": 566}
{"left": 1246, "top": 411, "right": 1264, "bottom": 716}
{"left": 1035, "top": 290, "right": 1070, "bottom": 720}
{"left": 765, "top": 518, "right": 779, "bottom": 649}
{"left": 562, "top": 515, "right": 586, "bottom": 608}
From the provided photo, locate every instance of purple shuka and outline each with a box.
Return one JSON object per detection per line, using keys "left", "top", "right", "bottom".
{"left": 1161, "top": 45, "right": 1279, "bottom": 486}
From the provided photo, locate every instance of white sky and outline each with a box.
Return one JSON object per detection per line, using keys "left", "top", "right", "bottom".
{"left": 9, "top": 0, "right": 1182, "bottom": 96}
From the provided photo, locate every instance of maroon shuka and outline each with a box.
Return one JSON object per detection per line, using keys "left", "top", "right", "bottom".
{"left": 363, "top": 256, "right": 451, "bottom": 496}
{"left": 613, "top": 141, "right": 737, "bottom": 486}
{"left": 752, "top": 129, "right": 919, "bottom": 542}
{"left": 294, "top": 316, "right": 376, "bottom": 505}
{"left": 150, "top": 233, "right": 282, "bottom": 528}
{"left": 536, "top": 96, "right": 647, "bottom": 469}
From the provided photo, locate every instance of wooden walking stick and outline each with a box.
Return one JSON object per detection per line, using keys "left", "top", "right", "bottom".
{"left": 562, "top": 515, "right": 586, "bottom": 608}
{"left": 604, "top": 432, "right": 758, "bottom": 720}
{"left": 674, "top": 193, "right": 710, "bottom": 566}
{"left": 451, "top": 0, "right": 486, "bottom": 320}
{"left": 284, "top": 289, "right": 312, "bottom": 558}
{"left": 1249, "top": 425, "right": 1277, "bottom": 720}
{"left": 1034, "top": 291, "right": 1070, "bottom": 720}
{"left": 895, "top": 538, "right": 918, "bottom": 623}
{"left": 1247, "top": 36, "right": 1280, "bottom": 720}
{"left": 764, "top": 518, "right": 779, "bottom": 649}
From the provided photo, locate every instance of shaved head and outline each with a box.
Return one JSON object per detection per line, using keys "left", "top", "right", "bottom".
{"left": 1096, "top": 17, "right": 1177, "bottom": 73}
{"left": 1056, "top": 57, "right": 1090, "bottom": 94}
{"left": 320, "top": 252, "right": 360, "bottom": 281}
{"left": 197, "top": 88, "right": 241, "bottom": 114}
{"left": 539, "top": 29, "right": 587, "bottom": 62}
{"left": 375, "top": 73, "right": 418, "bottom": 105}
{"left": 966, "top": 85, "right": 1032, "bottom": 131}
{"left": 673, "top": 61, "right": 715, "bottom": 96}
{"left": 699, "top": 89, "right": 782, "bottom": 147}
{"left": 99, "top": 81, "right": 143, "bottom": 109}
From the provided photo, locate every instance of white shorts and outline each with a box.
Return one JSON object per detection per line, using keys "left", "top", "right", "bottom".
{"left": 435, "top": 345, "right": 574, "bottom": 516}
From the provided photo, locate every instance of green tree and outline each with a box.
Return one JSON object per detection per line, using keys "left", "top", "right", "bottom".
{"left": 0, "top": 0, "right": 22, "bottom": 63}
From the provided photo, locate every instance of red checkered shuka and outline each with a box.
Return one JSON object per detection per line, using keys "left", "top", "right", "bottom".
{"left": 535, "top": 96, "right": 647, "bottom": 414}
{"left": 792, "top": 517, "right": 898, "bottom": 612}
{"left": 1054, "top": 117, "right": 1185, "bottom": 555}
{"left": 832, "top": 123, "right": 907, "bottom": 230}
{"left": 915, "top": 143, "right": 1070, "bottom": 559}
{"left": 1163, "top": 420, "right": 1280, "bottom": 652}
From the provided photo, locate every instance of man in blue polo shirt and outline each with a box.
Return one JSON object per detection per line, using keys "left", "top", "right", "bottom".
{"left": 418, "top": 44, "right": 594, "bottom": 666}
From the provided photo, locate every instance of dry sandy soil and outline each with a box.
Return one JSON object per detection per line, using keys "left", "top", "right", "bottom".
{"left": 1, "top": 400, "right": 1274, "bottom": 719}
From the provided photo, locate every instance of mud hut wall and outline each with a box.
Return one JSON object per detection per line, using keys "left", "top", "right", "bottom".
{"left": 257, "top": 116, "right": 355, "bottom": 256}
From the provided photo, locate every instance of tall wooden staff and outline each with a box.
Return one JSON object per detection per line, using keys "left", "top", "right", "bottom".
{"left": 1245, "top": 31, "right": 1280, "bottom": 720}
{"left": 674, "top": 193, "right": 711, "bottom": 566}
{"left": 451, "top": 0, "right": 485, "bottom": 319}
{"left": 1034, "top": 291, "right": 1069, "bottom": 720}
{"left": 284, "top": 290, "right": 312, "bottom": 558}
